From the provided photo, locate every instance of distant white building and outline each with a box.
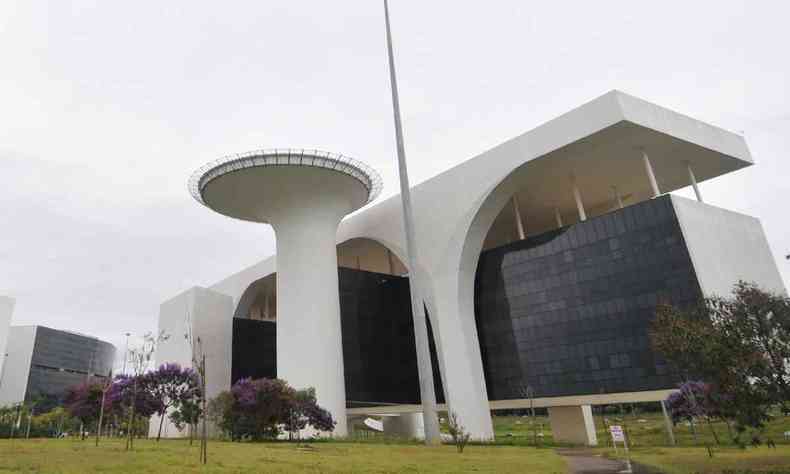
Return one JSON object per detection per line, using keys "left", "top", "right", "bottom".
{"left": 154, "top": 91, "right": 786, "bottom": 444}
{"left": 0, "top": 297, "right": 14, "bottom": 392}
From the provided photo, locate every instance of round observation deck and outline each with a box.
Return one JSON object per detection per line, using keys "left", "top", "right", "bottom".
{"left": 188, "top": 149, "right": 383, "bottom": 224}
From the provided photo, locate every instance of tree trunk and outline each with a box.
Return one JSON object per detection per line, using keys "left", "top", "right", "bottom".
{"left": 127, "top": 381, "right": 137, "bottom": 451}
{"left": 96, "top": 388, "right": 107, "bottom": 447}
{"left": 689, "top": 418, "right": 698, "bottom": 444}
{"left": 706, "top": 417, "right": 720, "bottom": 445}
{"left": 25, "top": 407, "right": 33, "bottom": 439}
{"left": 725, "top": 419, "right": 736, "bottom": 444}
{"left": 201, "top": 354, "right": 207, "bottom": 464}
{"left": 157, "top": 411, "right": 165, "bottom": 442}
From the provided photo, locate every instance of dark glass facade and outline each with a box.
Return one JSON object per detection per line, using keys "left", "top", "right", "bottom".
{"left": 475, "top": 195, "right": 700, "bottom": 399}
{"left": 232, "top": 268, "right": 444, "bottom": 407}
{"left": 25, "top": 326, "right": 116, "bottom": 402}
{"left": 231, "top": 318, "right": 276, "bottom": 382}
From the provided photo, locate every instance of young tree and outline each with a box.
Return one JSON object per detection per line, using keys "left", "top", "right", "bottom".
{"left": 116, "top": 331, "right": 166, "bottom": 450}
{"left": 184, "top": 311, "right": 208, "bottom": 464}
{"left": 666, "top": 381, "right": 723, "bottom": 445}
{"left": 714, "top": 282, "right": 790, "bottom": 414}
{"left": 650, "top": 282, "right": 783, "bottom": 439}
{"left": 446, "top": 411, "right": 471, "bottom": 453}
{"left": 170, "top": 397, "right": 203, "bottom": 445}
{"left": 146, "top": 363, "right": 201, "bottom": 442}
{"left": 95, "top": 370, "right": 113, "bottom": 446}
{"left": 64, "top": 381, "right": 105, "bottom": 439}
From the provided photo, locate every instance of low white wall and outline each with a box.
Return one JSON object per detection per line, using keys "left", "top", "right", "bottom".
{"left": 149, "top": 287, "right": 234, "bottom": 438}
{"left": 672, "top": 196, "right": 786, "bottom": 297}
{"left": 0, "top": 297, "right": 14, "bottom": 386}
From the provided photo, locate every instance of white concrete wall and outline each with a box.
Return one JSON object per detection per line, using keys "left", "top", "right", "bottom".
{"left": 0, "top": 326, "right": 37, "bottom": 406}
{"left": 149, "top": 287, "right": 234, "bottom": 438}
{"left": 0, "top": 297, "right": 14, "bottom": 386}
{"left": 672, "top": 196, "right": 786, "bottom": 297}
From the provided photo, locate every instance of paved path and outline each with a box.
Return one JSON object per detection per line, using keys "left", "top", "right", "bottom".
{"left": 557, "top": 449, "right": 628, "bottom": 474}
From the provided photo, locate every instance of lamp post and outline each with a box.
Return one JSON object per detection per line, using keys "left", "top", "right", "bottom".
{"left": 122, "top": 332, "right": 131, "bottom": 375}
{"left": 383, "top": 0, "right": 441, "bottom": 444}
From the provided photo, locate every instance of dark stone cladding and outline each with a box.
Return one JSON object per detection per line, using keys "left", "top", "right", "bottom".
{"left": 231, "top": 267, "right": 444, "bottom": 407}
{"left": 25, "top": 326, "right": 116, "bottom": 402}
{"left": 474, "top": 195, "right": 701, "bottom": 400}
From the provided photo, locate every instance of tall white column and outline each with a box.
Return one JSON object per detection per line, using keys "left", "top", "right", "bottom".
{"left": 572, "top": 178, "right": 587, "bottom": 222}
{"left": 512, "top": 195, "right": 526, "bottom": 240}
{"left": 641, "top": 149, "right": 660, "bottom": 198}
{"left": 612, "top": 185, "right": 624, "bottom": 209}
{"left": 686, "top": 161, "right": 703, "bottom": 202}
{"left": 554, "top": 207, "right": 564, "bottom": 228}
{"left": 273, "top": 206, "right": 349, "bottom": 436}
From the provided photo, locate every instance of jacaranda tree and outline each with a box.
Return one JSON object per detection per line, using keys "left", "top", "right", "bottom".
{"left": 213, "top": 377, "right": 335, "bottom": 441}
{"left": 144, "top": 363, "right": 201, "bottom": 442}
{"left": 64, "top": 381, "right": 105, "bottom": 440}
{"left": 107, "top": 374, "right": 159, "bottom": 443}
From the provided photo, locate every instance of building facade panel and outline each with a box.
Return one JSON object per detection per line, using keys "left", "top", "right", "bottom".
{"left": 26, "top": 327, "right": 116, "bottom": 402}
{"left": 475, "top": 195, "right": 699, "bottom": 400}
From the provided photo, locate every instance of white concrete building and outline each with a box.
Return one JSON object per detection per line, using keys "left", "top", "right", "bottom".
{"left": 154, "top": 91, "right": 785, "bottom": 443}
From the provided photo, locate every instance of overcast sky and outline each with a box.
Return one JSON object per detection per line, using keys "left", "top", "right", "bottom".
{"left": 1, "top": 1, "right": 788, "bottom": 356}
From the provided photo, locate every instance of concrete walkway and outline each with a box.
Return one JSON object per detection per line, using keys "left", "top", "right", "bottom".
{"left": 557, "top": 449, "right": 628, "bottom": 474}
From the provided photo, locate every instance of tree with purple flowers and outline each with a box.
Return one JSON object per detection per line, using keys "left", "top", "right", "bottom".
{"left": 145, "top": 363, "right": 201, "bottom": 442}
{"left": 667, "top": 381, "right": 726, "bottom": 456}
{"left": 64, "top": 381, "right": 105, "bottom": 440}
{"left": 212, "top": 377, "right": 335, "bottom": 441}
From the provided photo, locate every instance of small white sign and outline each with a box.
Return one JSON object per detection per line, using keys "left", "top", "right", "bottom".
{"left": 610, "top": 425, "right": 625, "bottom": 442}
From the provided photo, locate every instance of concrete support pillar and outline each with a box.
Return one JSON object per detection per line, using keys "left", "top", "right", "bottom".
{"left": 382, "top": 413, "right": 425, "bottom": 439}
{"left": 641, "top": 149, "right": 660, "bottom": 198}
{"left": 430, "top": 272, "right": 495, "bottom": 441}
{"left": 660, "top": 400, "right": 676, "bottom": 445}
{"left": 686, "top": 161, "right": 703, "bottom": 203}
{"left": 554, "top": 207, "right": 564, "bottom": 228}
{"left": 571, "top": 179, "right": 587, "bottom": 222}
{"left": 512, "top": 195, "right": 526, "bottom": 240}
{"left": 548, "top": 405, "right": 598, "bottom": 446}
{"left": 273, "top": 207, "right": 350, "bottom": 437}
{"left": 612, "top": 186, "right": 624, "bottom": 209}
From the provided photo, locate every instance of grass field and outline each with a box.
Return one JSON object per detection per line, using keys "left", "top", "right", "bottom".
{"left": 0, "top": 438, "right": 566, "bottom": 474}
{"left": 612, "top": 446, "right": 790, "bottom": 474}
{"left": 489, "top": 410, "right": 790, "bottom": 448}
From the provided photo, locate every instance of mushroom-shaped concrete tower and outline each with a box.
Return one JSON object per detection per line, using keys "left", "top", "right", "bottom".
{"left": 189, "top": 149, "right": 382, "bottom": 436}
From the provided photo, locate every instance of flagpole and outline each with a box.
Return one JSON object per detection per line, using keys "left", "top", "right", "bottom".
{"left": 383, "top": 0, "right": 441, "bottom": 445}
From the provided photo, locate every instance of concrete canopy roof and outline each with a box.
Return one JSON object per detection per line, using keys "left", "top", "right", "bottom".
{"left": 481, "top": 91, "right": 753, "bottom": 246}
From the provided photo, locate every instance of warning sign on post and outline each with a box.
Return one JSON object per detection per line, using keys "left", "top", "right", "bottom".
{"left": 609, "top": 425, "right": 625, "bottom": 442}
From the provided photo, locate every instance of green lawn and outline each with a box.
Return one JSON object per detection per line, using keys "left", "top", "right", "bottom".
{"left": 490, "top": 411, "right": 790, "bottom": 448}
{"left": 0, "top": 438, "right": 566, "bottom": 473}
{"left": 610, "top": 446, "right": 790, "bottom": 474}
